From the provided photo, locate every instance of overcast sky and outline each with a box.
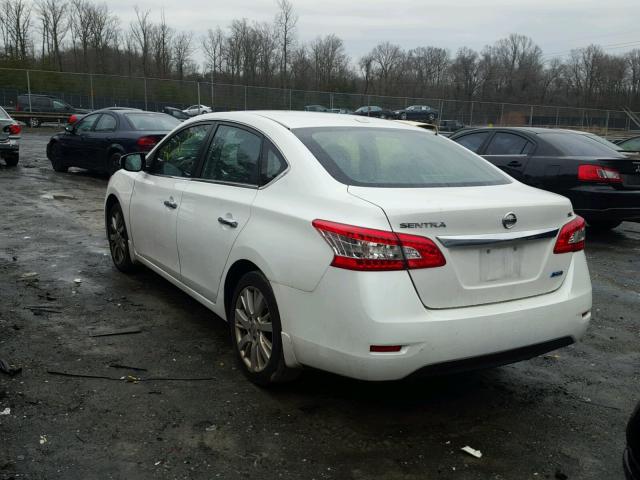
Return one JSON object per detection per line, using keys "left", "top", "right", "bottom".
{"left": 107, "top": 0, "right": 640, "bottom": 65}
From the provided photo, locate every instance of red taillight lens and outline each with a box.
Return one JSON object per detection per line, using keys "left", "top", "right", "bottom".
{"left": 68, "top": 114, "right": 78, "bottom": 124}
{"left": 577, "top": 164, "right": 622, "bottom": 183}
{"left": 137, "top": 136, "right": 158, "bottom": 151}
{"left": 370, "top": 345, "right": 402, "bottom": 353}
{"left": 8, "top": 124, "right": 21, "bottom": 135}
{"left": 554, "top": 216, "right": 586, "bottom": 254}
{"left": 312, "top": 219, "right": 446, "bottom": 271}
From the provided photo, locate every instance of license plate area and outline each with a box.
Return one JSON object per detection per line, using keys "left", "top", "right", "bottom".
{"left": 479, "top": 244, "right": 523, "bottom": 282}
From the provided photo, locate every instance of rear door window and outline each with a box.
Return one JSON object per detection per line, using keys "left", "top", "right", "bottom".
{"left": 454, "top": 132, "right": 491, "bottom": 153}
{"left": 485, "top": 132, "right": 532, "bottom": 155}
{"left": 94, "top": 114, "right": 117, "bottom": 132}
{"left": 261, "top": 141, "right": 288, "bottom": 185}
{"left": 200, "top": 125, "right": 262, "bottom": 186}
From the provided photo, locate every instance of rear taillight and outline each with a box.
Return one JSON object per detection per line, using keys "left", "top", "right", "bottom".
{"left": 68, "top": 114, "right": 78, "bottom": 124}
{"left": 312, "top": 219, "right": 446, "bottom": 271}
{"left": 8, "top": 124, "right": 21, "bottom": 135}
{"left": 137, "top": 136, "right": 158, "bottom": 151}
{"left": 578, "top": 164, "right": 622, "bottom": 183}
{"left": 554, "top": 216, "right": 586, "bottom": 254}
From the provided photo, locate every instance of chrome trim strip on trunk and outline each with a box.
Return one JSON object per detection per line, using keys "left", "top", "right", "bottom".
{"left": 437, "top": 227, "right": 559, "bottom": 248}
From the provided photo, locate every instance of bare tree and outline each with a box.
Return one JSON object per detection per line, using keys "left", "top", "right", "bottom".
{"left": 1, "top": 0, "right": 33, "bottom": 61}
{"left": 202, "top": 26, "right": 225, "bottom": 81}
{"left": 173, "top": 31, "right": 193, "bottom": 80}
{"left": 152, "top": 10, "right": 172, "bottom": 77}
{"left": 275, "top": 0, "right": 297, "bottom": 88}
{"left": 36, "top": 0, "right": 68, "bottom": 70}
{"left": 130, "top": 7, "right": 153, "bottom": 76}
{"left": 369, "top": 41, "right": 404, "bottom": 94}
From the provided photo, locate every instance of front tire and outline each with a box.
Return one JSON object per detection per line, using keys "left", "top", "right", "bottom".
{"left": 400, "top": 113, "right": 407, "bottom": 120}
{"left": 49, "top": 143, "right": 68, "bottom": 172}
{"left": 107, "top": 151, "right": 122, "bottom": 176}
{"left": 230, "top": 271, "right": 299, "bottom": 386}
{"left": 107, "top": 202, "right": 135, "bottom": 273}
{"left": 427, "top": 113, "right": 436, "bottom": 122}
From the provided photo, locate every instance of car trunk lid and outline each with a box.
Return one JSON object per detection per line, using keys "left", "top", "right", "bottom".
{"left": 349, "top": 183, "right": 574, "bottom": 309}
{"left": 599, "top": 158, "right": 640, "bottom": 189}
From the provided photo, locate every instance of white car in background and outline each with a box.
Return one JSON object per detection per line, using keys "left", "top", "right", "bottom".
{"left": 104, "top": 111, "right": 592, "bottom": 386}
{"left": 182, "top": 104, "right": 213, "bottom": 117}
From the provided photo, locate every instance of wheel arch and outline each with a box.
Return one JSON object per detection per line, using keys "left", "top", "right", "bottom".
{"left": 223, "top": 259, "right": 264, "bottom": 320}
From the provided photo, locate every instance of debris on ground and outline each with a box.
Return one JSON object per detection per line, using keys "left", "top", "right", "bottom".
{"left": 108, "top": 364, "right": 148, "bottom": 372}
{"left": 0, "top": 407, "right": 10, "bottom": 415}
{"left": 39, "top": 435, "right": 48, "bottom": 445}
{"left": 0, "top": 359, "right": 22, "bottom": 377}
{"left": 25, "top": 305, "right": 62, "bottom": 314}
{"left": 461, "top": 446, "right": 482, "bottom": 459}
{"left": 90, "top": 327, "right": 142, "bottom": 338}
{"left": 73, "top": 278, "right": 82, "bottom": 285}
{"left": 19, "top": 272, "right": 38, "bottom": 280}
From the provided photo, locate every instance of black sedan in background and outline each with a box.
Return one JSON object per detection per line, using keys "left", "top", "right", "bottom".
{"left": 394, "top": 105, "right": 439, "bottom": 122}
{"left": 47, "top": 108, "right": 180, "bottom": 175}
{"left": 0, "top": 106, "right": 21, "bottom": 166}
{"left": 450, "top": 127, "right": 640, "bottom": 230}
{"left": 353, "top": 106, "right": 396, "bottom": 119}
{"left": 618, "top": 135, "right": 640, "bottom": 153}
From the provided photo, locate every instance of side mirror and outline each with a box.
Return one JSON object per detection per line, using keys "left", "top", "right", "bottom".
{"left": 120, "top": 152, "right": 145, "bottom": 172}
{"left": 65, "top": 125, "right": 75, "bottom": 133}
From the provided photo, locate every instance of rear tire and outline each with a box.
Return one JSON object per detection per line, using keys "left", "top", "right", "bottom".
{"left": 427, "top": 113, "right": 436, "bottom": 122}
{"left": 4, "top": 154, "right": 18, "bottom": 167}
{"left": 587, "top": 220, "right": 622, "bottom": 231}
{"left": 229, "top": 271, "right": 300, "bottom": 386}
{"left": 28, "top": 117, "right": 40, "bottom": 128}
{"left": 49, "top": 142, "right": 68, "bottom": 172}
{"left": 107, "top": 202, "right": 136, "bottom": 273}
{"left": 400, "top": 113, "right": 407, "bottom": 120}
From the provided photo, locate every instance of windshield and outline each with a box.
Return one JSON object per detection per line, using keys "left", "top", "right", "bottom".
{"left": 540, "top": 133, "right": 625, "bottom": 157}
{"left": 125, "top": 113, "right": 181, "bottom": 131}
{"left": 294, "top": 127, "right": 510, "bottom": 188}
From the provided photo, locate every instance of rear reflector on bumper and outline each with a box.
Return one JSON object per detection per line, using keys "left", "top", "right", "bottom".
{"left": 313, "top": 219, "right": 446, "bottom": 271}
{"left": 370, "top": 345, "right": 402, "bottom": 353}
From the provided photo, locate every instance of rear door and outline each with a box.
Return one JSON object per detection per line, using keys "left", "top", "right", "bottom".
{"left": 481, "top": 131, "right": 535, "bottom": 181}
{"left": 177, "top": 123, "right": 264, "bottom": 302}
{"left": 130, "top": 123, "right": 211, "bottom": 277}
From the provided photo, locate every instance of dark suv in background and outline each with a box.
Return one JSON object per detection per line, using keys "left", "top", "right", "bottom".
{"left": 16, "top": 94, "right": 90, "bottom": 127}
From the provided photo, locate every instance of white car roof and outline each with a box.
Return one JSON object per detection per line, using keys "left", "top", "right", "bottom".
{"left": 193, "top": 110, "right": 412, "bottom": 130}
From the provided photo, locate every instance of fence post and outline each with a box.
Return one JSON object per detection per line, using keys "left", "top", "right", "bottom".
{"left": 197, "top": 81, "right": 201, "bottom": 109}
{"left": 89, "top": 74, "right": 94, "bottom": 110}
{"left": 244, "top": 85, "right": 247, "bottom": 110}
{"left": 289, "top": 89, "right": 292, "bottom": 110}
{"left": 143, "top": 77, "right": 148, "bottom": 111}
{"left": 330, "top": 93, "right": 333, "bottom": 110}
{"left": 438, "top": 99, "right": 444, "bottom": 121}
{"left": 26, "top": 70, "right": 32, "bottom": 113}
{"left": 469, "top": 101, "right": 474, "bottom": 126}
{"left": 556, "top": 107, "right": 560, "bottom": 127}
{"left": 499, "top": 103, "right": 505, "bottom": 126}
{"left": 605, "top": 110, "right": 610, "bottom": 136}
{"left": 529, "top": 105, "right": 534, "bottom": 126}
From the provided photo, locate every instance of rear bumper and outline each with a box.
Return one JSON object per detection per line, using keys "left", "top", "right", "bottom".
{"left": 568, "top": 185, "right": 640, "bottom": 221}
{"left": 273, "top": 252, "right": 592, "bottom": 381}
{"left": 0, "top": 139, "right": 19, "bottom": 154}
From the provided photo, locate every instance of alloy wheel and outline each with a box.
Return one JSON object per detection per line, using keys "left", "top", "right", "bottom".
{"left": 108, "top": 208, "right": 128, "bottom": 266}
{"left": 234, "top": 286, "right": 273, "bottom": 373}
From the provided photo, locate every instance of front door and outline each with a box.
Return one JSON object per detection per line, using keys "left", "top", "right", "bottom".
{"left": 58, "top": 113, "right": 100, "bottom": 166}
{"left": 129, "top": 123, "right": 211, "bottom": 277}
{"left": 177, "top": 123, "right": 263, "bottom": 302}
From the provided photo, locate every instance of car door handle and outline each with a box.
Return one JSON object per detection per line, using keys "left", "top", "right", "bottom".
{"left": 163, "top": 200, "right": 178, "bottom": 209}
{"left": 218, "top": 217, "right": 238, "bottom": 228}
{"left": 507, "top": 161, "right": 523, "bottom": 167}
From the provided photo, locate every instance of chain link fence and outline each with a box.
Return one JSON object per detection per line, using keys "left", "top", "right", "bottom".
{"left": 1, "top": 67, "right": 638, "bottom": 134}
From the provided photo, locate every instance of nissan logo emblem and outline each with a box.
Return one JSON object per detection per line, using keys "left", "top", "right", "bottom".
{"left": 502, "top": 212, "right": 517, "bottom": 229}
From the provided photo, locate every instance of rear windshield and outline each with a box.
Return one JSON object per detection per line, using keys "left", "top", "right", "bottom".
{"left": 0, "top": 107, "right": 10, "bottom": 120}
{"left": 584, "top": 133, "right": 624, "bottom": 152}
{"left": 293, "top": 127, "right": 510, "bottom": 187}
{"left": 125, "top": 113, "right": 181, "bottom": 131}
{"left": 540, "top": 133, "right": 624, "bottom": 157}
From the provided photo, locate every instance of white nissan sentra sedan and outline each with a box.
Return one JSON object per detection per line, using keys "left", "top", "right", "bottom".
{"left": 105, "top": 111, "right": 592, "bottom": 385}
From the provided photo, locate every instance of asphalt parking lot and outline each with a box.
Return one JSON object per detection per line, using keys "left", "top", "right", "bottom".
{"left": 1, "top": 132, "right": 639, "bottom": 480}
